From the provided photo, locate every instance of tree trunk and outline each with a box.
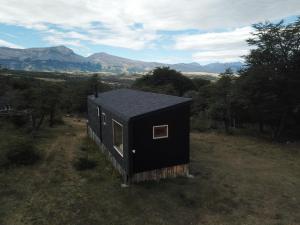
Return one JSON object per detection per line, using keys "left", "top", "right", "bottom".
{"left": 274, "top": 110, "right": 288, "bottom": 140}
{"left": 225, "top": 104, "right": 231, "bottom": 133}
{"left": 35, "top": 114, "right": 45, "bottom": 131}
{"left": 49, "top": 109, "right": 55, "bottom": 127}
{"left": 224, "top": 120, "right": 230, "bottom": 133}
{"left": 259, "top": 120, "right": 264, "bottom": 133}
{"left": 31, "top": 113, "right": 36, "bottom": 130}
{"left": 223, "top": 115, "right": 230, "bottom": 134}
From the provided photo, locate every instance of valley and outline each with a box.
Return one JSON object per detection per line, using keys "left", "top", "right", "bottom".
{"left": 0, "top": 46, "right": 242, "bottom": 74}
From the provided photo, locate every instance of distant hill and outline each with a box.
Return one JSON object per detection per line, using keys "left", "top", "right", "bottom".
{"left": 87, "top": 52, "right": 161, "bottom": 73}
{"left": 0, "top": 46, "right": 100, "bottom": 72}
{"left": 200, "top": 62, "right": 243, "bottom": 73}
{"left": 0, "top": 46, "right": 243, "bottom": 73}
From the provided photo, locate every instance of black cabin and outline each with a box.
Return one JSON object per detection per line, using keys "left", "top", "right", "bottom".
{"left": 0, "top": 97, "right": 11, "bottom": 112}
{"left": 87, "top": 89, "right": 192, "bottom": 183}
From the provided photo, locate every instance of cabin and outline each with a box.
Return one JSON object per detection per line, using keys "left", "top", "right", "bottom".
{"left": 87, "top": 89, "right": 192, "bottom": 183}
{"left": 0, "top": 97, "right": 12, "bottom": 112}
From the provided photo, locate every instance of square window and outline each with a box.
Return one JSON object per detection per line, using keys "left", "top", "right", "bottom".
{"left": 153, "top": 125, "right": 168, "bottom": 139}
{"left": 112, "top": 119, "right": 123, "bottom": 156}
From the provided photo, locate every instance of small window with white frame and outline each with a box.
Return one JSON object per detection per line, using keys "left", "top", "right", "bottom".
{"left": 112, "top": 119, "right": 123, "bottom": 157}
{"left": 153, "top": 125, "right": 168, "bottom": 139}
{"left": 102, "top": 112, "right": 106, "bottom": 125}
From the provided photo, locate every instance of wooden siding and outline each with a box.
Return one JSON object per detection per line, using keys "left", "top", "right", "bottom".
{"left": 87, "top": 125, "right": 127, "bottom": 179}
{"left": 87, "top": 98, "right": 130, "bottom": 174}
{"left": 131, "top": 164, "right": 189, "bottom": 183}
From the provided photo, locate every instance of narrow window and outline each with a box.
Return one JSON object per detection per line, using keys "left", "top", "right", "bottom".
{"left": 112, "top": 119, "right": 123, "bottom": 156}
{"left": 102, "top": 112, "right": 106, "bottom": 125}
{"left": 97, "top": 106, "right": 100, "bottom": 117}
{"left": 153, "top": 125, "right": 168, "bottom": 139}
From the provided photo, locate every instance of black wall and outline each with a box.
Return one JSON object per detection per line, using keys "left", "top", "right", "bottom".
{"left": 100, "top": 107, "right": 130, "bottom": 174}
{"left": 88, "top": 97, "right": 190, "bottom": 176}
{"left": 87, "top": 99, "right": 101, "bottom": 138}
{"left": 87, "top": 98, "right": 130, "bottom": 174}
{"left": 130, "top": 103, "right": 190, "bottom": 173}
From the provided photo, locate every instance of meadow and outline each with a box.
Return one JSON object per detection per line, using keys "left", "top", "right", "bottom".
{"left": 0, "top": 117, "right": 299, "bottom": 225}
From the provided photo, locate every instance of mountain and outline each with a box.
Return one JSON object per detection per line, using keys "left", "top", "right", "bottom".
{"left": 88, "top": 52, "right": 243, "bottom": 73}
{"left": 201, "top": 62, "right": 244, "bottom": 73}
{"left": 0, "top": 46, "right": 100, "bottom": 72}
{"left": 0, "top": 46, "right": 243, "bottom": 73}
{"left": 169, "top": 62, "right": 205, "bottom": 72}
{"left": 87, "top": 52, "right": 162, "bottom": 73}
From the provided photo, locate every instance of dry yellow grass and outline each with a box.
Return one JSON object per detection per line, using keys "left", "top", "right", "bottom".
{"left": 0, "top": 118, "right": 299, "bottom": 225}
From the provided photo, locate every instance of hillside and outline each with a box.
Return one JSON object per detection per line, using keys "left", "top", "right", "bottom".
{"left": 87, "top": 52, "right": 161, "bottom": 73}
{"left": 0, "top": 117, "right": 299, "bottom": 225}
{"left": 0, "top": 46, "right": 101, "bottom": 72}
{"left": 0, "top": 46, "right": 243, "bottom": 73}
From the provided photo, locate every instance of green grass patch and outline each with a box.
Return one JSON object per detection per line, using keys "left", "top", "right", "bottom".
{"left": 73, "top": 157, "right": 97, "bottom": 171}
{"left": 0, "top": 121, "right": 41, "bottom": 168}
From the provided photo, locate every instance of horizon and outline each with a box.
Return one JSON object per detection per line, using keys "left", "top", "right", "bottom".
{"left": 0, "top": 45, "right": 244, "bottom": 66}
{"left": 0, "top": 1, "right": 300, "bottom": 64}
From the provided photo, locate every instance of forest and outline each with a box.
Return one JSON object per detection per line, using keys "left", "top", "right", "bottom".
{"left": 132, "top": 18, "right": 300, "bottom": 141}
{"left": 1, "top": 19, "right": 300, "bottom": 142}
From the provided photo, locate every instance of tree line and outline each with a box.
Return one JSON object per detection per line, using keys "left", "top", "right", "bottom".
{"left": 1, "top": 17, "right": 299, "bottom": 141}
{"left": 0, "top": 74, "right": 110, "bottom": 133}
{"left": 133, "top": 18, "right": 300, "bottom": 141}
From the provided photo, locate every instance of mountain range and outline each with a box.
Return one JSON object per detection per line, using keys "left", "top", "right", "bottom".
{"left": 0, "top": 46, "right": 243, "bottom": 74}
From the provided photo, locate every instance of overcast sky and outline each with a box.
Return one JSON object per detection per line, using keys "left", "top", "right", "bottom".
{"left": 0, "top": 0, "right": 299, "bottom": 64}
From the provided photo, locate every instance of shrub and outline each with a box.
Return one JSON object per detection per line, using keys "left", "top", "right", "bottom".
{"left": 79, "top": 144, "right": 88, "bottom": 152}
{"left": 190, "top": 115, "right": 211, "bottom": 132}
{"left": 9, "top": 114, "right": 28, "bottom": 127}
{"left": 73, "top": 157, "right": 97, "bottom": 171}
{"left": 52, "top": 114, "right": 65, "bottom": 126}
{"left": 3, "top": 138, "right": 40, "bottom": 167}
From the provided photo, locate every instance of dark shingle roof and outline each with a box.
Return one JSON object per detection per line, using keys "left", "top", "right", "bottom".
{"left": 89, "top": 89, "right": 191, "bottom": 121}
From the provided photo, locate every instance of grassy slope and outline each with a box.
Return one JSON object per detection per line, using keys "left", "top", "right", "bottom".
{"left": 0, "top": 118, "right": 299, "bottom": 225}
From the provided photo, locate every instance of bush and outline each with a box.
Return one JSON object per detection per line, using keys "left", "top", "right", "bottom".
{"left": 9, "top": 114, "right": 28, "bottom": 127}
{"left": 51, "top": 114, "right": 65, "bottom": 126}
{"left": 190, "top": 114, "right": 211, "bottom": 132}
{"left": 2, "top": 138, "right": 40, "bottom": 167}
{"left": 73, "top": 157, "right": 97, "bottom": 171}
{"left": 79, "top": 144, "right": 88, "bottom": 152}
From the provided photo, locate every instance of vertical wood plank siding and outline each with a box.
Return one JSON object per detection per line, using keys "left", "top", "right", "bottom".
{"left": 87, "top": 125, "right": 127, "bottom": 178}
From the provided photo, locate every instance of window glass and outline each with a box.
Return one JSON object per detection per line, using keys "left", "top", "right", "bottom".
{"left": 102, "top": 112, "right": 106, "bottom": 125}
{"left": 153, "top": 125, "right": 168, "bottom": 139}
{"left": 113, "top": 120, "right": 123, "bottom": 156}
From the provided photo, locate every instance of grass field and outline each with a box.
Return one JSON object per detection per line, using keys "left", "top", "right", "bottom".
{"left": 0, "top": 118, "right": 299, "bottom": 225}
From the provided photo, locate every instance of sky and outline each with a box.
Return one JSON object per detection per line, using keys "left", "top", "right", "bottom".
{"left": 0, "top": 0, "right": 299, "bottom": 65}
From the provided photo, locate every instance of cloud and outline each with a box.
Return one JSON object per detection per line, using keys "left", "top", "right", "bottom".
{"left": 44, "top": 27, "right": 159, "bottom": 50}
{"left": 0, "top": 0, "right": 299, "bottom": 31}
{"left": 0, "top": 0, "right": 299, "bottom": 61}
{"left": 174, "top": 26, "right": 253, "bottom": 63}
{"left": 0, "top": 39, "right": 23, "bottom": 48}
{"left": 174, "top": 27, "right": 253, "bottom": 50}
{"left": 43, "top": 35, "right": 82, "bottom": 47}
{"left": 192, "top": 49, "right": 249, "bottom": 64}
